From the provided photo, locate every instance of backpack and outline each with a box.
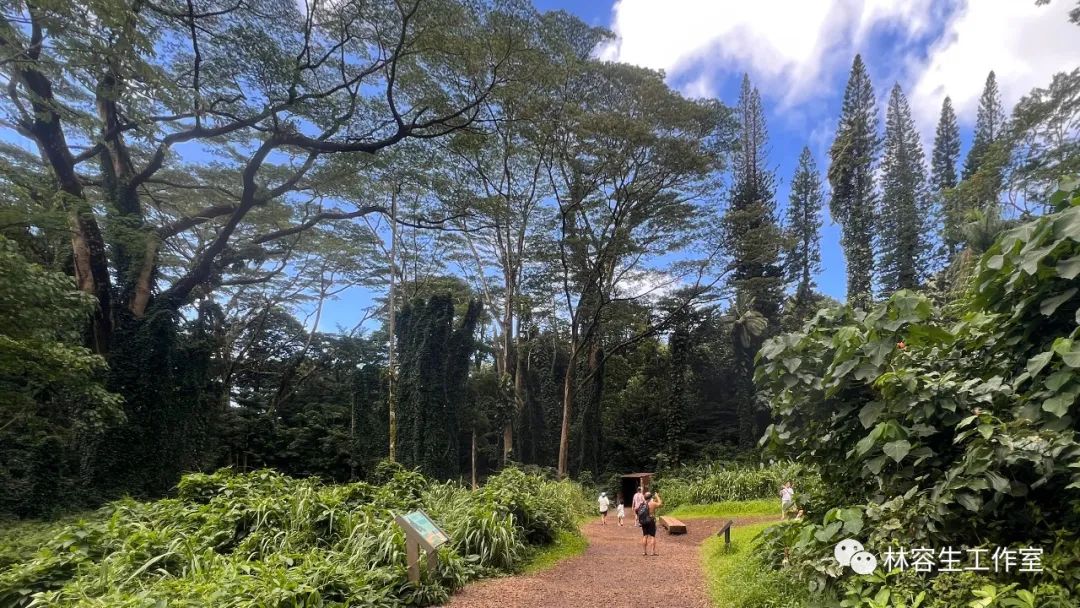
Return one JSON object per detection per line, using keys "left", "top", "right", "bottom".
{"left": 636, "top": 500, "right": 652, "bottom": 525}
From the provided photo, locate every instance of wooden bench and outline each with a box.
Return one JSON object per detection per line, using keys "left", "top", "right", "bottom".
{"left": 658, "top": 516, "right": 687, "bottom": 535}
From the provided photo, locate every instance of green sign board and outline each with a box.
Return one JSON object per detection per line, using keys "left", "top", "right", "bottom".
{"left": 397, "top": 510, "right": 449, "bottom": 551}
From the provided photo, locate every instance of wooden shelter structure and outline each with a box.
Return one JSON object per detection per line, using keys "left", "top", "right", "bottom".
{"left": 619, "top": 472, "right": 654, "bottom": 507}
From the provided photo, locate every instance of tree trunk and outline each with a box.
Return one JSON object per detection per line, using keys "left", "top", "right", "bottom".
{"left": 387, "top": 193, "right": 399, "bottom": 462}
{"left": 500, "top": 288, "right": 514, "bottom": 464}
{"left": 471, "top": 429, "right": 478, "bottom": 490}
{"left": 557, "top": 356, "right": 575, "bottom": 479}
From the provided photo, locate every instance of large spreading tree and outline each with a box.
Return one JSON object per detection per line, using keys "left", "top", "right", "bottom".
{"left": 0, "top": 0, "right": 538, "bottom": 496}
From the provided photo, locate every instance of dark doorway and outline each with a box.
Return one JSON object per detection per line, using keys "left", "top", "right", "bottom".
{"left": 620, "top": 473, "right": 653, "bottom": 507}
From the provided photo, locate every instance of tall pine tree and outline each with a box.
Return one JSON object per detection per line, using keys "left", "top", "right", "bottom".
{"left": 963, "top": 71, "right": 1007, "bottom": 179}
{"left": 828, "top": 55, "right": 879, "bottom": 309}
{"left": 932, "top": 96, "right": 963, "bottom": 256}
{"left": 878, "top": 84, "right": 931, "bottom": 293}
{"left": 720, "top": 74, "right": 783, "bottom": 451}
{"left": 722, "top": 73, "right": 784, "bottom": 324}
{"left": 784, "top": 147, "right": 823, "bottom": 309}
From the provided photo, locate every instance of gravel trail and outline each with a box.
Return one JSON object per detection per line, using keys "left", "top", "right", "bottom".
{"left": 441, "top": 515, "right": 775, "bottom": 608}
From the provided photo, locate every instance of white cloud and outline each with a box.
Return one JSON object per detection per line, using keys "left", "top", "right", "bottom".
{"left": 907, "top": 0, "right": 1079, "bottom": 133}
{"left": 598, "top": 0, "right": 1079, "bottom": 136}
{"left": 597, "top": 0, "right": 936, "bottom": 105}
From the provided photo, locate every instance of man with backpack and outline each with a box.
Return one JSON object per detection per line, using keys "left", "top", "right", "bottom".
{"left": 637, "top": 491, "right": 662, "bottom": 556}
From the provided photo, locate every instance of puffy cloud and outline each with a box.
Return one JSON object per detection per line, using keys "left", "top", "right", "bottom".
{"left": 596, "top": 0, "right": 937, "bottom": 105}
{"left": 598, "top": 0, "right": 1078, "bottom": 133}
{"left": 906, "top": 0, "right": 1079, "bottom": 131}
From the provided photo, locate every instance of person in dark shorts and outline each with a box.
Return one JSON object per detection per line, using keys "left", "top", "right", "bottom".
{"left": 639, "top": 491, "right": 662, "bottom": 555}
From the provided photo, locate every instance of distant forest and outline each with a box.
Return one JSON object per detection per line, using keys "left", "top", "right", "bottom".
{"left": 1, "top": 0, "right": 1076, "bottom": 516}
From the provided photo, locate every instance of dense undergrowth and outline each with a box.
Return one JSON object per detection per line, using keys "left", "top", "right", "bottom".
{"left": 738, "top": 182, "right": 1080, "bottom": 607}
{"left": 0, "top": 463, "right": 587, "bottom": 607}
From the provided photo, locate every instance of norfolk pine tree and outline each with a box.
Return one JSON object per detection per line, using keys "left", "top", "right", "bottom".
{"left": 720, "top": 74, "right": 783, "bottom": 449}
{"left": 722, "top": 74, "right": 785, "bottom": 325}
{"left": 828, "top": 55, "right": 879, "bottom": 309}
{"left": 879, "top": 84, "right": 932, "bottom": 293}
{"left": 964, "top": 71, "right": 1008, "bottom": 179}
{"left": 784, "top": 147, "right": 824, "bottom": 312}
{"left": 932, "top": 97, "right": 963, "bottom": 257}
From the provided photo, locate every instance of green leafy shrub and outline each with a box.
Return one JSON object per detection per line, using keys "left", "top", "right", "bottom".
{"left": 0, "top": 466, "right": 586, "bottom": 607}
{"left": 752, "top": 180, "right": 1080, "bottom": 603}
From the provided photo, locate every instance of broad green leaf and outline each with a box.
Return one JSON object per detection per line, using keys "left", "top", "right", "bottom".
{"left": 985, "top": 471, "right": 1010, "bottom": 494}
{"left": 978, "top": 424, "right": 994, "bottom": 440}
{"left": 782, "top": 357, "right": 801, "bottom": 373}
{"left": 1040, "top": 288, "right": 1077, "bottom": 316}
{"left": 1042, "top": 389, "right": 1077, "bottom": 417}
{"left": 1025, "top": 351, "right": 1053, "bottom": 377}
{"left": 956, "top": 492, "right": 982, "bottom": 512}
{"left": 859, "top": 402, "right": 885, "bottom": 429}
{"left": 883, "top": 440, "right": 911, "bottom": 463}
{"left": 1057, "top": 254, "right": 1080, "bottom": 280}
{"left": 865, "top": 455, "right": 887, "bottom": 475}
{"left": 1046, "top": 370, "right": 1073, "bottom": 391}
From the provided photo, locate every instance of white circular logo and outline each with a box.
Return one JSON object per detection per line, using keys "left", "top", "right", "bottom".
{"left": 834, "top": 538, "right": 865, "bottom": 567}
{"left": 850, "top": 551, "right": 878, "bottom": 575}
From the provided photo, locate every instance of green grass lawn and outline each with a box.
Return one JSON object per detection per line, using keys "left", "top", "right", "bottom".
{"left": 521, "top": 525, "right": 588, "bottom": 574}
{"left": 666, "top": 499, "right": 778, "bottom": 520}
{"left": 700, "top": 520, "right": 807, "bottom": 608}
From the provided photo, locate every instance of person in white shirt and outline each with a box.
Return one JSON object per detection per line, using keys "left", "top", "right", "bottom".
{"left": 598, "top": 492, "right": 610, "bottom": 525}
{"left": 616, "top": 499, "right": 625, "bottom": 526}
{"left": 780, "top": 482, "right": 796, "bottom": 519}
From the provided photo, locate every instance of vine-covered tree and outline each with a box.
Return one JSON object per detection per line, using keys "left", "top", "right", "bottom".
{"left": 878, "top": 84, "right": 932, "bottom": 293}
{"left": 784, "top": 147, "right": 824, "bottom": 312}
{"left": 395, "top": 294, "right": 481, "bottom": 479}
{"left": 828, "top": 55, "right": 879, "bottom": 309}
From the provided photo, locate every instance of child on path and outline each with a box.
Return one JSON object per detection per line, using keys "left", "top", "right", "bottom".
{"left": 616, "top": 500, "right": 625, "bottom": 526}
{"left": 598, "top": 492, "right": 610, "bottom": 525}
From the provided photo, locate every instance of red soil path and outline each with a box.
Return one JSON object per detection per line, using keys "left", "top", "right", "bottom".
{"left": 441, "top": 515, "right": 776, "bottom": 608}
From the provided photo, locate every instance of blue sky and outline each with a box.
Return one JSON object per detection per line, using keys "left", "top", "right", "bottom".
{"left": 313, "top": 0, "right": 1079, "bottom": 332}
{"left": 568, "top": 0, "right": 1077, "bottom": 303}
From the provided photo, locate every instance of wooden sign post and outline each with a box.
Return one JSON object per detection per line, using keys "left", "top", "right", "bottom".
{"left": 717, "top": 520, "right": 734, "bottom": 552}
{"left": 395, "top": 510, "right": 450, "bottom": 583}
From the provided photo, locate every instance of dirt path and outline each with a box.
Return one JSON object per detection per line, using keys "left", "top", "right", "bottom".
{"left": 441, "top": 515, "right": 775, "bottom": 608}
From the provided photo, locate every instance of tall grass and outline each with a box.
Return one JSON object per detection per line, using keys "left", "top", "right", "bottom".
{"left": 656, "top": 461, "right": 823, "bottom": 511}
{"left": 0, "top": 464, "right": 589, "bottom": 607}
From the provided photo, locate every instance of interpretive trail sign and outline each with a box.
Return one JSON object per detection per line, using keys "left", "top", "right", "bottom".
{"left": 395, "top": 510, "right": 449, "bottom": 582}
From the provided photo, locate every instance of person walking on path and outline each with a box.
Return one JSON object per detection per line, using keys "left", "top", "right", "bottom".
{"left": 780, "top": 482, "right": 796, "bottom": 520}
{"left": 598, "top": 492, "right": 610, "bottom": 525}
{"left": 638, "top": 491, "right": 662, "bottom": 556}
{"left": 616, "top": 500, "right": 625, "bottom": 526}
{"left": 632, "top": 486, "right": 645, "bottom": 527}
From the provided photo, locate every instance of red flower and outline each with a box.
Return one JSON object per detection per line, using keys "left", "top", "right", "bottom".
{"left": 897, "top": 341, "right": 907, "bottom": 350}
